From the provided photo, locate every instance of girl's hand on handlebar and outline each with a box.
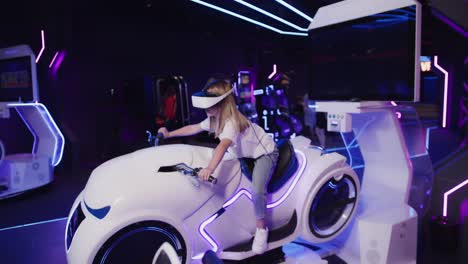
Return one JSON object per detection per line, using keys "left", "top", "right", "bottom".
{"left": 198, "top": 168, "right": 213, "bottom": 181}
{"left": 157, "top": 127, "right": 170, "bottom": 139}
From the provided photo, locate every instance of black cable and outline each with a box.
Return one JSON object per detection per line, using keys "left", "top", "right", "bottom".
{"left": 250, "top": 121, "right": 276, "bottom": 164}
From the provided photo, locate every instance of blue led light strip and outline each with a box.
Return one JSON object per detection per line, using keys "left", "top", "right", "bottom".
{"left": 234, "top": 0, "right": 307, "bottom": 31}
{"left": 0, "top": 217, "right": 67, "bottom": 232}
{"left": 190, "top": 0, "right": 307, "bottom": 36}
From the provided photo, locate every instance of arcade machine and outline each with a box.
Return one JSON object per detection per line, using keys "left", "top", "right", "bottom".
{"left": 234, "top": 70, "right": 258, "bottom": 123}
{"left": 0, "top": 45, "right": 64, "bottom": 199}
{"left": 150, "top": 76, "right": 191, "bottom": 130}
{"left": 145, "top": 76, "right": 191, "bottom": 144}
{"left": 294, "top": 0, "right": 425, "bottom": 263}
{"left": 257, "top": 70, "right": 303, "bottom": 141}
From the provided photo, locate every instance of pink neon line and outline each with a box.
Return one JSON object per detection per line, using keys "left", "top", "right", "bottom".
{"left": 433, "top": 56, "right": 449, "bottom": 128}
{"left": 35, "top": 30, "right": 45, "bottom": 63}
{"left": 443, "top": 179, "right": 468, "bottom": 217}
{"left": 268, "top": 64, "right": 277, "bottom": 79}
{"left": 48, "top": 51, "right": 59, "bottom": 68}
{"left": 390, "top": 101, "right": 398, "bottom": 106}
{"left": 396, "top": 112, "right": 402, "bottom": 119}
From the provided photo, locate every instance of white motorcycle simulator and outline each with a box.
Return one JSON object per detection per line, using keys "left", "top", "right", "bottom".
{"left": 65, "top": 134, "right": 359, "bottom": 263}
{"left": 65, "top": 84, "right": 360, "bottom": 264}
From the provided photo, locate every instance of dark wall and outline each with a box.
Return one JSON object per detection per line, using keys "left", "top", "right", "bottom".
{"left": 0, "top": 0, "right": 311, "bottom": 169}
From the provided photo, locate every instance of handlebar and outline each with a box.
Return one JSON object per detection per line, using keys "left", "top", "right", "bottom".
{"left": 146, "top": 131, "right": 165, "bottom": 146}
{"left": 159, "top": 163, "right": 217, "bottom": 184}
{"left": 193, "top": 168, "right": 218, "bottom": 184}
{"left": 154, "top": 132, "right": 165, "bottom": 146}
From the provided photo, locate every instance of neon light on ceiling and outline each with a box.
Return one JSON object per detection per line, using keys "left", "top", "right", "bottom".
{"left": 234, "top": 0, "right": 307, "bottom": 31}
{"left": 268, "top": 64, "right": 277, "bottom": 79}
{"left": 443, "top": 179, "right": 468, "bottom": 217}
{"left": 196, "top": 150, "right": 306, "bottom": 253}
{"left": 190, "top": 0, "right": 307, "bottom": 36}
{"left": 49, "top": 51, "right": 59, "bottom": 68}
{"left": 35, "top": 30, "right": 45, "bottom": 63}
{"left": 8, "top": 103, "right": 65, "bottom": 166}
{"left": 275, "top": 0, "right": 314, "bottom": 22}
{"left": 433, "top": 56, "right": 449, "bottom": 128}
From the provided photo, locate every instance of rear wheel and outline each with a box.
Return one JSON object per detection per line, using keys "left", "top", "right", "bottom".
{"left": 309, "top": 175, "right": 358, "bottom": 238}
{"left": 93, "top": 221, "right": 186, "bottom": 264}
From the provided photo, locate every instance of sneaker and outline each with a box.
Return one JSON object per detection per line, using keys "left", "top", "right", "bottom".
{"left": 252, "top": 227, "right": 268, "bottom": 254}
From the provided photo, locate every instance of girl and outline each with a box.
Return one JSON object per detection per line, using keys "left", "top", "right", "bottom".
{"left": 158, "top": 78, "right": 279, "bottom": 254}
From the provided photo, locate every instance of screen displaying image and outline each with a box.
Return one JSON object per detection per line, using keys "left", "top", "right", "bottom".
{"left": 308, "top": 6, "right": 417, "bottom": 101}
{"left": 0, "top": 56, "right": 33, "bottom": 102}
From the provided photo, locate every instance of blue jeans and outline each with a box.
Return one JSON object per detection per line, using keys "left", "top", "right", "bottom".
{"left": 252, "top": 148, "right": 279, "bottom": 220}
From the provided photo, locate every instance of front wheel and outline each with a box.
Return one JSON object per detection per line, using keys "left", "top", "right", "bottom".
{"left": 93, "top": 221, "right": 186, "bottom": 264}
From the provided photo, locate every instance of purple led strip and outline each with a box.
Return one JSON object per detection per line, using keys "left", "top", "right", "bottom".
{"left": 432, "top": 10, "right": 468, "bottom": 38}
{"left": 35, "top": 30, "right": 45, "bottom": 63}
{"left": 433, "top": 56, "right": 449, "bottom": 128}
{"left": 443, "top": 179, "right": 468, "bottom": 217}
{"left": 48, "top": 51, "right": 59, "bottom": 68}
{"left": 268, "top": 64, "right": 277, "bottom": 79}
{"left": 195, "top": 150, "right": 306, "bottom": 255}
{"left": 51, "top": 51, "right": 66, "bottom": 76}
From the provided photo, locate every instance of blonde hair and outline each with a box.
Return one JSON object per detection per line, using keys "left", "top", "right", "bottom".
{"left": 205, "top": 79, "right": 250, "bottom": 138}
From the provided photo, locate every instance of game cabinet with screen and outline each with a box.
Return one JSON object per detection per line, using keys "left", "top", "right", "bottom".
{"left": 307, "top": 0, "right": 421, "bottom": 102}
{"left": 0, "top": 45, "right": 39, "bottom": 102}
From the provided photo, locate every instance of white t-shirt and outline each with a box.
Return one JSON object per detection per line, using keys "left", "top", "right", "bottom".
{"left": 200, "top": 118, "right": 276, "bottom": 159}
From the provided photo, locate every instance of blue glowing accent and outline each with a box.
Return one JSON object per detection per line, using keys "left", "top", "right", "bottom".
{"left": 348, "top": 117, "right": 376, "bottom": 148}
{"left": 325, "top": 145, "right": 359, "bottom": 153}
{"left": 410, "top": 152, "right": 429, "bottom": 159}
{"left": 340, "top": 133, "right": 353, "bottom": 167}
{"left": 190, "top": 0, "right": 307, "bottom": 36}
{"left": 234, "top": 0, "right": 307, "bottom": 31}
{"left": 352, "top": 164, "right": 365, "bottom": 169}
{"left": 84, "top": 201, "right": 111, "bottom": 220}
{"left": 425, "top": 126, "right": 438, "bottom": 150}
{"left": 275, "top": 0, "right": 314, "bottom": 22}
{"left": 352, "top": 9, "right": 415, "bottom": 29}
{"left": 0, "top": 217, "right": 67, "bottom": 232}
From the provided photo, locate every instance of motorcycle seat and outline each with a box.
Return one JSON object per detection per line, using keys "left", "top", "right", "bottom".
{"left": 239, "top": 139, "right": 298, "bottom": 193}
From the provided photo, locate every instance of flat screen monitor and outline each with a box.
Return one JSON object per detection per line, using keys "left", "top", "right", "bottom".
{"left": 0, "top": 45, "right": 38, "bottom": 102}
{"left": 0, "top": 56, "right": 34, "bottom": 102}
{"left": 308, "top": 3, "right": 420, "bottom": 101}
